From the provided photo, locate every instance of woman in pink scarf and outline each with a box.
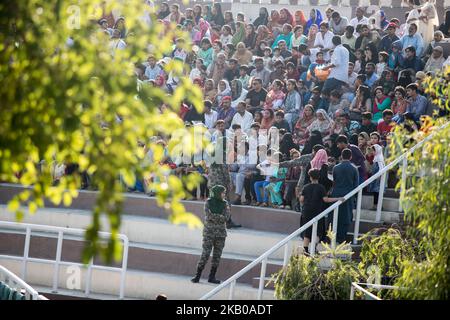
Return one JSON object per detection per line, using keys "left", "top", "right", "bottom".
{"left": 198, "top": 18, "right": 211, "bottom": 40}
{"left": 305, "top": 149, "right": 332, "bottom": 192}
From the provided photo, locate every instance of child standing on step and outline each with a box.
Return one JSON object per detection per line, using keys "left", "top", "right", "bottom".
{"left": 300, "top": 169, "right": 344, "bottom": 254}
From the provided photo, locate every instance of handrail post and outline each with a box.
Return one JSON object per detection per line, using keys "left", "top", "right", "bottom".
{"left": 310, "top": 221, "right": 318, "bottom": 256}
{"left": 399, "top": 156, "right": 408, "bottom": 212}
{"left": 350, "top": 284, "right": 355, "bottom": 300}
{"left": 52, "top": 231, "right": 64, "bottom": 293}
{"left": 283, "top": 243, "right": 289, "bottom": 267}
{"left": 120, "top": 236, "right": 129, "bottom": 300}
{"left": 22, "top": 227, "right": 31, "bottom": 281}
{"left": 85, "top": 257, "right": 94, "bottom": 297}
{"left": 375, "top": 172, "right": 387, "bottom": 222}
{"left": 332, "top": 206, "right": 339, "bottom": 250}
{"left": 228, "top": 280, "right": 236, "bottom": 300}
{"left": 257, "top": 259, "right": 267, "bottom": 300}
{"left": 353, "top": 190, "right": 363, "bottom": 245}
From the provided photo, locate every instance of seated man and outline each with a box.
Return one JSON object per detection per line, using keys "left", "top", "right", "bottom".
{"left": 377, "top": 109, "right": 396, "bottom": 146}
{"left": 406, "top": 83, "right": 428, "bottom": 122}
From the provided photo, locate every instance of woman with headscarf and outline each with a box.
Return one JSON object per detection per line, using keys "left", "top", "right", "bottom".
{"left": 268, "top": 10, "right": 282, "bottom": 32}
{"left": 280, "top": 133, "right": 299, "bottom": 158}
{"left": 215, "top": 80, "right": 231, "bottom": 106}
{"left": 253, "top": 7, "right": 269, "bottom": 28}
{"left": 294, "top": 104, "right": 316, "bottom": 145}
{"left": 211, "top": 2, "right": 225, "bottom": 27}
{"left": 307, "top": 110, "right": 334, "bottom": 141}
{"left": 303, "top": 149, "right": 332, "bottom": 193}
{"left": 423, "top": 30, "right": 446, "bottom": 61}
{"left": 424, "top": 45, "right": 446, "bottom": 73}
{"left": 191, "top": 185, "right": 230, "bottom": 284}
{"left": 203, "top": 79, "right": 217, "bottom": 102}
{"left": 244, "top": 24, "right": 257, "bottom": 50}
{"left": 198, "top": 19, "right": 211, "bottom": 41}
{"left": 203, "top": 4, "right": 213, "bottom": 23}
{"left": 305, "top": 9, "right": 323, "bottom": 35}
{"left": 301, "top": 130, "right": 323, "bottom": 156}
{"left": 438, "top": 10, "right": 450, "bottom": 37}
{"left": 366, "top": 144, "right": 385, "bottom": 210}
{"left": 254, "top": 25, "right": 273, "bottom": 55}
{"left": 279, "top": 8, "right": 295, "bottom": 26}
{"left": 232, "top": 42, "right": 253, "bottom": 66}
{"left": 157, "top": 2, "right": 171, "bottom": 20}
{"left": 294, "top": 10, "right": 307, "bottom": 27}
{"left": 231, "top": 21, "right": 246, "bottom": 46}
{"left": 230, "top": 79, "right": 247, "bottom": 108}
{"left": 306, "top": 24, "right": 319, "bottom": 48}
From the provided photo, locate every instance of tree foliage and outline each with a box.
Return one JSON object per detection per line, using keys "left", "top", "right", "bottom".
{"left": 0, "top": 0, "right": 206, "bottom": 263}
{"left": 386, "top": 67, "right": 450, "bottom": 299}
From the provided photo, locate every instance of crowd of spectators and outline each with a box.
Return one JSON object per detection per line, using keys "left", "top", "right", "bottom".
{"left": 57, "top": 1, "right": 450, "bottom": 217}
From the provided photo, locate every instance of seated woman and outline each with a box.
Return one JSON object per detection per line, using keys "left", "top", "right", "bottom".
{"left": 264, "top": 79, "right": 286, "bottom": 109}
{"left": 372, "top": 86, "right": 392, "bottom": 123}
{"left": 264, "top": 152, "right": 288, "bottom": 208}
{"left": 391, "top": 86, "right": 408, "bottom": 123}
{"left": 230, "top": 79, "right": 248, "bottom": 108}
{"left": 232, "top": 42, "right": 254, "bottom": 66}
{"left": 293, "top": 104, "right": 316, "bottom": 146}
{"left": 306, "top": 109, "right": 334, "bottom": 141}
{"left": 214, "top": 79, "right": 231, "bottom": 107}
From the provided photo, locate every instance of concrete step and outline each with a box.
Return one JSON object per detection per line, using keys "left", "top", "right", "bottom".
{"left": 0, "top": 258, "right": 275, "bottom": 300}
{"left": 0, "top": 231, "right": 284, "bottom": 285}
{"left": 0, "top": 184, "right": 401, "bottom": 235}
{"left": 0, "top": 205, "right": 299, "bottom": 260}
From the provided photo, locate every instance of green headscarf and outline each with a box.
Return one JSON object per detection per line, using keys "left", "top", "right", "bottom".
{"left": 231, "top": 22, "right": 246, "bottom": 46}
{"left": 207, "top": 185, "right": 227, "bottom": 214}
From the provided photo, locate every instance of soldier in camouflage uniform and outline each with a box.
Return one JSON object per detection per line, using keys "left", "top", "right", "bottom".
{"left": 208, "top": 121, "right": 241, "bottom": 228}
{"left": 191, "top": 185, "right": 231, "bottom": 284}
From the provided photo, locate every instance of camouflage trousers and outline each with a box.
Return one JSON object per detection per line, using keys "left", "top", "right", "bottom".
{"left": 196, "top": 235, "right": 226, "bottom": 271}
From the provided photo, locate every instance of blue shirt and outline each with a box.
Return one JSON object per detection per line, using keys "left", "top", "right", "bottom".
{"left": 365, "top": 73, "right": 379, "bottom": 88}
{"left": 400, "top": 33, "right": 424, "bottom": 58}
{"left": 407, "top": 94, "right": 428, "bottom": 121}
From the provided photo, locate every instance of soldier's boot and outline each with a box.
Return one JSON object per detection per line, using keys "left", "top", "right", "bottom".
{"left": 191, "top": 267, "right": 203, "bottom": 283}
{"left": 226, "top": 217, "right": 242, "bottom": 229}
{"left": 208, "top": 266, "right": 221, "bottom": 284}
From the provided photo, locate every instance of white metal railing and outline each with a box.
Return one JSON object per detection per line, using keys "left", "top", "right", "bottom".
{"left": 350, "top": 282, "right": 400, "bottom": 300}
{"left": 0, "top": 264, "right": 47, "bottom": 300}
{"left": 200, "top": 121, "right": 450, "bottom": 300}
{"left": 0, "top": 221, "right": 129, "bottom": 299}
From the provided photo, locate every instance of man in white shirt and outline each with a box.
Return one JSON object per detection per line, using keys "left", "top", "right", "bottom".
{"left": 203, "top": 101, "right": 218, "bottom": 131}
{"left": 349, "top": 7, "right": 369, "bottom": 36}
{"left": 313, "top": 22, "right": 334, "bottom": 61}
{"left": 231, "top": 101, "right": 254, "bottom": 133}
{"left": 109, "top": 29, "right": 126, "bottom": 57}
{"left": 321, "top": 36, "right": 349, "bottom": 95}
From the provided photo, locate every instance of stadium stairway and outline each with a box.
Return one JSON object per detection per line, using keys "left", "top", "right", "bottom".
{"left": 0, "top": 183, "right": 401, "bottom": 299}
